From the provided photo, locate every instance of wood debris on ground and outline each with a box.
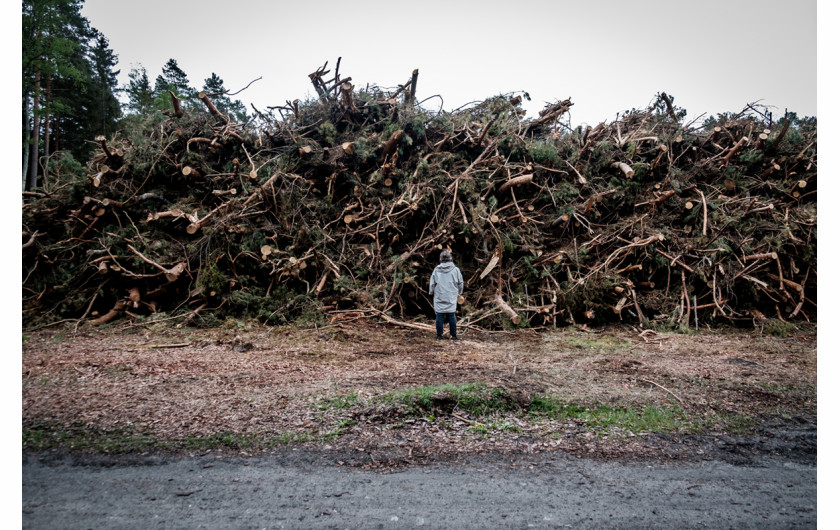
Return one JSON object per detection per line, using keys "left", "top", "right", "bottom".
{"left": 22, "top": 59, "right": 816, "bottom": 331}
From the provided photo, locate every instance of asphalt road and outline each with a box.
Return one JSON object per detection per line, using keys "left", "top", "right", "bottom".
{"left": 23, "top": 450, "right": 816, "bottom": 529}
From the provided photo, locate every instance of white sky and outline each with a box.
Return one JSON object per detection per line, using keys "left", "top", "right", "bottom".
{"left": 80, "top": 0, "right": 817, "bottom": 126}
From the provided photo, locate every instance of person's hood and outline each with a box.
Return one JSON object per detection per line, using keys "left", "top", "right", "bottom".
{"left": 437, "top": 262, "right": 455, "bottom": 272}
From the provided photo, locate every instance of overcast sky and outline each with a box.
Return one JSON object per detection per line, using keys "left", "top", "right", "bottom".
{"left": 80, "top": 0, "right": 817, "bottom": 127}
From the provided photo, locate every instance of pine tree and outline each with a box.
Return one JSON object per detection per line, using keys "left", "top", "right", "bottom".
{"left": 126, "top": 65, "right": 154, "bottom": 114}
{"left": 153, "top": 58, "right": 196, "bottom": 111}
{"left": 22, "top": 0, "right": 122, "bottom": 189}
{"left": 201, "top": 73, "right": 249, "bottom": 122}
{"left": 201, "top": 72, "right": 225, "bottom": 96}
{"left": 22, "top": 0, "right": 88, "bottom": 189}
{"left": 87, "top": 31, "right": 121, "bottom": 136}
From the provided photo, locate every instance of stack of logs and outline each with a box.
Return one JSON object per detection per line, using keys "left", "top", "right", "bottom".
{"left": 22, "top": 60, "right": 817, "bottom": 330}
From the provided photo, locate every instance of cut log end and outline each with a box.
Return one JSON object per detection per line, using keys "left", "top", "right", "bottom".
{"left": 182, "top": 166, "right": 202, "bottom": 178}
{"left": 612, "top": 161, "right": 635, "bottom": 179}
{"left": 128, "top": 287, "right": 141, "bottom": 303}
{"left": 724, "top": 179, "right": 736, "bottom": 193}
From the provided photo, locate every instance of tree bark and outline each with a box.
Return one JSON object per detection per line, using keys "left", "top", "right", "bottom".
{"left": 198, "top": 91, "right": 228, "bottom": 123}
{"left": 22, "top": 98, "right": 31, "bottom": 189}
{"left": 770, "top": 115, "right": 791, "bottom": 151}
{"left": 498, "top": 173, "right": 533, "bottom": 194}
{"left": 721, "top": 137, "right": 748, "bottom": 167}
{"left": 611, "top": 161, "right": 634, "bottom": 179}
{"left": 90, "top": 300, "right": 126, "bottom": 326}
{"left": 168, "top": 90, "right": 184, "bottom": 118}
{"left": 494, "top": 294, "right": 521, "bottom": 325}
{"left": 308, "top": 62, "right": 330, "bottom": 100}
{"left": 635, "top": 189, "right": 675, "bottom": 207}
{"left": 406, "top": 69, "right": 418, "bottom": 107}
{"left": 660, "top": 92, "right": 680, "bottom": 123}
{"left": 28, "top": 67, "right": 41, "bottom": 191}
{"left": 339, "top": 82, "right": 358, "bottom": 114}
{"left": 43, "top": 74, "right": 51, "bottom": 190}
{"left": 22, "top": 231, "right": 41, "bottom": 249}
{"left": 380, "top": 130, "right": 404, "bottom": 162}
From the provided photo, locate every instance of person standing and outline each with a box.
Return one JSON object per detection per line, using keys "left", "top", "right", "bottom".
{"left": 429, "top": 250, "right": 464, "bottom": 340}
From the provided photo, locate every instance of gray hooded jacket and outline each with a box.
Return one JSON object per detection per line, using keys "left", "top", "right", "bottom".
{"left": 429, "top": 262, "right": 464, "bottom": 313}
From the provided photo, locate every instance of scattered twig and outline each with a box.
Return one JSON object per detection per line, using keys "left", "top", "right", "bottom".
{"left": 640, "top": 378, "right": 684, "bottom": 405}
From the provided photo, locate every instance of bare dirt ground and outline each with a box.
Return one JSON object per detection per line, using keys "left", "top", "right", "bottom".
{"left": 22, "top": 321, "right": 818, "bottom": 528}
{"left": 22, "top": 320, "right": 816, "bottom": 466}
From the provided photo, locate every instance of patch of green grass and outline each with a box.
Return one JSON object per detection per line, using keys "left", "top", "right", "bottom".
{"left": 713, "top": 413, "right": 759, "bottom": 435}
{"left": 490, "top": 419, "right": 522, "bottom": 433}
{"left": 23, "top": 423, "right": 329, "bottom": 453}
{"left": 182, "top": 432, "right": 260, "bottom": 450}
{"left": 467, "top": 419, "right": 522, "bottom": 436}
{"left": 23, "top": 423, "right": 163, "bottom": 453}
{"left": 182, "top": 431, "right": 322, "bottom": 449}
{"left": 529, "top": 395, "right": 687, "bottom": 433}
{"left": 50, "top": 333, "right": 69, "bottom": 345}
{"left": 323, "top": 419, "right": 356, "bottom": 440}
{"left": 565, "top": 336, "right": 632, "bottom": 351}
{"left": 468, "top": 422, "right": 489, "bottom": 435}
{"left": 529, "top": 394, "right": 763, "bottom": 436}
{"left": 316, "top": 392, "right": 360, "bottom": 410}
{"left": 761, "top": 318, "right": 798, "bottom": 337}
{"left": 380, "top": 383, "right": 518, "bottom": 416}
{"left": 756, "top": 381, "right": 798, "bottom": 392}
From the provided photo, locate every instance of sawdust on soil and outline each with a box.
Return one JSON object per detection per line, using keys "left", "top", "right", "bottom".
{"left": 22, "top": 319, "right": 816, "bottom": 466}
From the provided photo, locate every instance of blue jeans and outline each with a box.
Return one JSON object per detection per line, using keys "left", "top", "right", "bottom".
{"left": 435, "top": 312, "right": 457, "bottom": 338}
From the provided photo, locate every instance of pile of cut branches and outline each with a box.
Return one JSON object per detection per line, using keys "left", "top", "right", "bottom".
{"left": 22, "top": 60, "right": 817, "bottom": 330}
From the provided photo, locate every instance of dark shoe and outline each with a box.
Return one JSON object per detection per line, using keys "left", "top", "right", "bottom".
{"left": 436, "top": 335, "right": 443, "bottom": 340}
{"left": 450, "top": 336, "right": 459, "bottom": 341}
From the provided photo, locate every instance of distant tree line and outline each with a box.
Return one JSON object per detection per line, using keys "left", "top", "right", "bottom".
{"left": 124, "top": 59, "right": 249, "bottom": 123}
{"left": 23, "top": 0, "right": 249, "bottom": 191}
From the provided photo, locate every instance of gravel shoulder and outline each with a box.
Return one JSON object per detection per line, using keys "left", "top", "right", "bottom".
{"left": 23, "top": 449, "right": 816, "bottom": 529}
